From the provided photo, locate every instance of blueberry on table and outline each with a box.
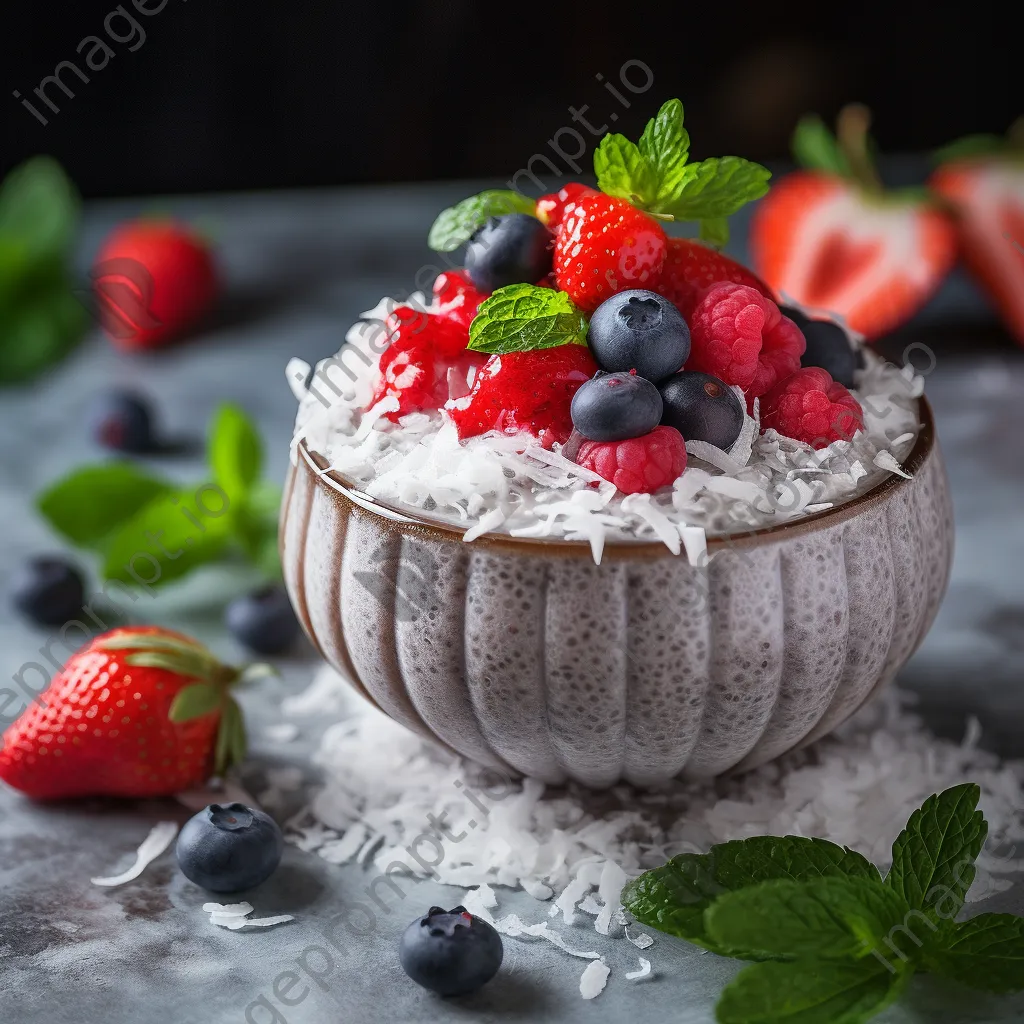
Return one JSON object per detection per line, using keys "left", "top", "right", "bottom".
{"left": 400, "top": 906, "right": 503, "bottom": 996}
{"left": 587, "top": 289, "right": 690, "bottom": 382}
{"left": 176, "top": 803, "right": 283, "bottom": 892}
{"left": 781, "top": 306, "right": 862, "bottom": 388}
{"left": 571, "top": 371, "right": 663, "bottom": 442}
{"left": 225, "top": 586, "right": 300, "bottom": 655}
{"left": 87, "top": 390, "right": 156, "bottom": 453}
{"left": 659, "top": 371, "right": 745, "bottom": 450}
{"left": 464, "top": 214, "right": 553, "bottom": 292}
{"left": 10, "top": 556, "right": 85, "bottom": 626}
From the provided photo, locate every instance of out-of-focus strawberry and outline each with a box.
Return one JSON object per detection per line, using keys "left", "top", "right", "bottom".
{"left": 750, "top": 105, "right": 957, "bottom": 340}
{"left": 929, "top": 123, "right": 1024, "bottom": 345}
{"left": 93, "top": 220, "right": 218, "bottom": 350}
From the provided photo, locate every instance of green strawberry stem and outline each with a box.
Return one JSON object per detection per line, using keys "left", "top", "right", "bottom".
{"left": 836, "top": 103, "right": 883, "bottom": 195}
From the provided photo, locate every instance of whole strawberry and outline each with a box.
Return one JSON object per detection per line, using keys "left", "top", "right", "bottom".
{"left": 0, "top": 628, "right": 252, "bottom": 801}
{"left": 93, "top": 220, "right": 218, "bottom": 350}
{"left": 659, "top": 238, "right": 774, "bottom": 321}
{"left": 535, "top": 182, "right": 597, "bottom": 232}
{"left": 750, "top": 106, "right": 956, "bottom": 339}
{"left": 554, "top": 193, "right": 667, "bottom": 312}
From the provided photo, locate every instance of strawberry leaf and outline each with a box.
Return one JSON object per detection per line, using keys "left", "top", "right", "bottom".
{"left": 792, "top": 114, "right": 853, "bottom": 175}
{"left": 214, "top": 698, "right": 247, "bottom": 776}
{"left": 168, "top": 683, "right": 223, "bottom": 722}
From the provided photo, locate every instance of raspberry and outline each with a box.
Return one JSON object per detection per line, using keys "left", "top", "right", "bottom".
{"left": 371, "top": 306, "right": 483, "bottom": 420}
{"left": 760, "top": 367, "right": 864, "bottom": 448}
{"left": 535, "top": 183, "right": 597, "bottom": 231}
{"left": 446, "top": 344, "right": 597, "bottom": 444}
{"left": 554, "top": 193, "right": 667, "bottom": 312}
{"left": 432, "top": 270, "right": 488, "bottom": 330}
{"left": 658, "top": 237, "right": 773, "bottom": 320}
{"left": 688, "top": 283, "right": 805, "bottom": 403}
{"left": 576, "top": 425, "right": 687, "bottom": 495}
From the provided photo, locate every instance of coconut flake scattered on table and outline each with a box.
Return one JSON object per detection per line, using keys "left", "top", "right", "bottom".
{"left": 290, "top": 297, "right": 924, "bottom": 563}
{"left": 90, "top": 821, "right": 179, "bottom": 887}
{"left": 204, "top": 902, "right": 294, "bottom": 930}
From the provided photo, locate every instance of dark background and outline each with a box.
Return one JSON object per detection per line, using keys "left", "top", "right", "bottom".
{"left": 1, "top": 0, "right": 1018, "bottom": 198}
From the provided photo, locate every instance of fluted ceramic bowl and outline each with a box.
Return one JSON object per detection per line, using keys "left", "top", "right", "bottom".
{"left": 280, "top": 398, "right": 953, "bottom": 788}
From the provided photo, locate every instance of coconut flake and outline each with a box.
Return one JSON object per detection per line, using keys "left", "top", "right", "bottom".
{"left": 264, "top": 723, "right": 300, "bottom": 744}
{"left": 203, "top": 902, "right": 254, "bottom": 916}
{"left": 625, "top": 928, "right": 655, "bottom": 949}
{"left": 685, "top": 441, "right": 746, "bottom": 476}
{"left": 625, "top": 957, "right": 652, "bottom": 981}
{"left": 91, "top": 821, "right": 178, "bottom": 887}
{"left": 579, "top": 959, "right": 610, "bottom": 999}
{"left": 873, "top": 450, "right": 913, "bottom": 479}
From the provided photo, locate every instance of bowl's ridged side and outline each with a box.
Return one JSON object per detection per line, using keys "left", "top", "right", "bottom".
{"left": 281, "top": 436, "right": 954, "bottom": 786}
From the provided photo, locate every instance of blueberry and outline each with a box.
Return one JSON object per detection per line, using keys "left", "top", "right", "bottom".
{"left": 10, "top": 556, "right": 85, "bottom": 626}
{"left": 587, "top": 289, "right": 690, "bottom": 382}
{"left": 571, "top": 371, "right": 663, "bottom": 442}
{"left": 400, "top": 906, "right": 503, "bottom": 996}
{"left": 781, "top": 306, "right": 862, "bottom": 388}
{"left": 226, "top": 586, "right": 300, "bottom": 655}
{"left": 464, "top": 214, "right": 553, "bottom": 292}
{"left": 176, "top": 803, "right": 283, "bottom": 892}
{"left": 87, "top": 390, "right": 156, "bottom": 453}
{"left": 659, "top": 371, "right": 745, "bottom": 450}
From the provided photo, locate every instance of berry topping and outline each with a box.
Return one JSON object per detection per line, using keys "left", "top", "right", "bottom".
{"left": 88, "top": 389, "right": 157, "bottom": 453}
{"left": 571, "top": 371, "right": 663, "bottom": 442}
{"left": 432, "top": 269, "right": 488, "bottom": 330}
{"left": 587, "top": 289, "right": 690, "bottom": 382}
{"left": 464, "top": 214, "right": 554, "bottom": 292}
{"left": 658, "top": 371, "right": 745, "bottom": 450}
{"left": 554, "top": 193, "right": 667, "bottom": 312}
{"left": 535, "top": 182, "right": 597, "bottom": 230}
{"left": 226, "top": 585, "right": 301, "bottom": 655}
{"left": 176, "top": 802, "right": 284, "bottom": 892}
{"left": 658, "top": 237, "right": 774, "bottom": 320}
{"left": 576, "top": 424, "right": 687, "bottom": 495}
{"left": 782, "top": 306, "right": 862, "bottom": 388}
{"left": 400, "top": 905, "right": 504, "bottom": 997}
{"left": 446, "top": 344, "right": 597, "bottom": 444}
{"left": 10, "top": 555, "right": 85, "bottom": 626}
{"left": 760, "top": 367, "right": 864, "bottom": 448}
{"left": 688, "top": 283, "right": 805, "bottom": 402}
{"left": 370, "top": 307, "right": 483, "bottom": 420}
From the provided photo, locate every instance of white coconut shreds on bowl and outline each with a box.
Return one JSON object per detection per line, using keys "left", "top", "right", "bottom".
{"left": 288, "top": 295, "right": 923, "bottom": 564}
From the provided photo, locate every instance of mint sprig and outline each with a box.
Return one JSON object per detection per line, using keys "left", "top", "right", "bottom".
{"left": 467, "top": 283, "right": 588, "bottom": 355}
{"left": 593, "top": 98, "right": 770, "bottom": 245}
{"left": 427, "top": 190, "right": 536, "bottom": 252}
{"left": 36, "top": 403, "right": 282, "bottom": 590}
{"left": 622, "top": 785, "right": 1024, "bottom": 1022}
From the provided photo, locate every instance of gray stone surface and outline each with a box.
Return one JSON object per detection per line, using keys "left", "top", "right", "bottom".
{"left": 1, "top": 184, "right": 1022, "bottom": 1023}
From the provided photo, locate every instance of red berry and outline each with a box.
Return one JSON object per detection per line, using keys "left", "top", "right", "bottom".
{"left": 371, "top": 307, "right": 483, "bottom": 420}
{"left": 554, "top": 194, "right": 667, "bottom": 312}
{"left": 93, "top": 220, "right": 218, "bottom": 350}
{"left": 446, "top": 344, "right": 597, "bottom": 444}
{"left": 760, "top": 367, "right": 864, "bottom": 449}
{"left": 688, "top": 283, "right": 805, "bottom": 403}
{"left": 433, "top": 269, "right": 488, "bottom": 330}
{"left": 658, "top": 237, "right": 774, "bottom": 320}
{"left": 535, "top": 183, "right": 598, "bottom": 231}
{"left": 576, "top": 425, "right": 687, "bottom": 495}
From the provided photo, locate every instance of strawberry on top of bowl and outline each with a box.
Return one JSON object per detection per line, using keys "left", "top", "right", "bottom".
{"left": 289, "top": 98, "right": 925, "bottom": 563}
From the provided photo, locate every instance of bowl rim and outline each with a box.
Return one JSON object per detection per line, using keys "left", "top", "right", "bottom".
{"left": 295, "top": 396, "right": 935, "bottom": 560}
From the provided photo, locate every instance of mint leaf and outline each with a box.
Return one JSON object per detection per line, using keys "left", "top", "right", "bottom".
{"left": 638, "top": 98, "right": 690, "bottom": 207}
{"left": 924, "top": 914, "right": 1024, "bottom": 993}
{"left": 0, "top": 156, "right": 79, "bottom": 262}
{"left": 101, "top": 489, "right": 233, "bottom": 588}
{"left": 885, "top": 784, "right": 987, "bottom": 919}
{"left": 594, "top": 133, "right": 657, "bottom": 206}
{"left": 622, "top": 835, "right": 881, "bottom": 958}
{"left": 467, "top": 283, "right": 588, "bottom": 355}
{"left": 427, "top": 190, "right": 536, "bottom": 252}
{"left": 37, "top": 463, "right": 172, "bottom": 549}
{"left": 209, "top": 403, "right": 263, "bottom": 499}
{"left": 665, "top": 156, "right": 772, "bottom": 221}
{"left": 792, "top": 114, "right": 853, "bottom": 175}
{"left": 705, "top": 877, "right": 910, "bottom": 961}
{"left": 716, "top": 959, "right": 910, "bottom": 1024}
{"left": 699, "top": 217, "right": 730, "bottom": 248}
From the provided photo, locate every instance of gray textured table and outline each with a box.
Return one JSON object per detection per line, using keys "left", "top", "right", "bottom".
{"left": 1, "top": 184, "right": 1023, "bottom": 1024}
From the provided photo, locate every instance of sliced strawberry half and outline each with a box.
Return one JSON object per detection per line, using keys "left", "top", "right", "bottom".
{"left": 750, "top": 105, "right": 957, "bottom": 340}
{"left": 929, "top": 126, "right": 1024, "bottom": 345}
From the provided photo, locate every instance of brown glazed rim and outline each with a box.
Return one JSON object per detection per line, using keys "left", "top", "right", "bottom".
{"left": 298, "top": 395, "right": 935, "bottom": 561}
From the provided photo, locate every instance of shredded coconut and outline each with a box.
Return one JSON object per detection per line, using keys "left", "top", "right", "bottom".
{"left": 90, "top": 821, "right": 178, "bottom": 887}
{"left": 291, "top": 297, "right": 922, "bottom": 563}
{"left": 204, "top": 903, "right": 295, "bottom": 930}
{"left": 625, "top": 957, "right": 652, "bottom": 981}
{"left": 579, "top": 958, "right": 611, "bottom": 999}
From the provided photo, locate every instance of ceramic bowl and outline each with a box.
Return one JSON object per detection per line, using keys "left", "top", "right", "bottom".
{"left": 280, "top": 398, "right": 953, "bottom": 788}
